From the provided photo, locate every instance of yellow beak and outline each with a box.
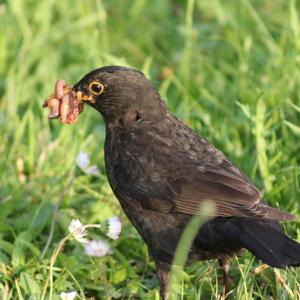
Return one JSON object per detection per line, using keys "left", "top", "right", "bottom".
{"left": 75, "top": 91, "right": 95, "bottom": 103}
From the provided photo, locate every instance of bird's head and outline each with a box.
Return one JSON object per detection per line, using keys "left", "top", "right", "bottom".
{"left": 73, "top": 66, "right": 167, "bottom": 125}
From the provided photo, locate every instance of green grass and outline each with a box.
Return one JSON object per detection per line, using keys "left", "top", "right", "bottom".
{"left": 1, "top": 0, "right": 300, "bottom": 298}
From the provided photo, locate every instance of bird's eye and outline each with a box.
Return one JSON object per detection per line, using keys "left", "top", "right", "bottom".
{"left": 89, "top": 81, "right": 104, "bottom": 95}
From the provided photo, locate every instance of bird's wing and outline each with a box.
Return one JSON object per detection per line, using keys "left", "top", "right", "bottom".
{"left": 116, "top": 154, "right": 293, "bottom": 221}
{"left": 113, "top": 122, "right": 293, "bottom": 221}
{"left": 170, "top": 162, "right": 293, "bottom": 220}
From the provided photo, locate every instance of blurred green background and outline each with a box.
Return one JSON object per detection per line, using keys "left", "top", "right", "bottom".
{"left": 1, "top": 0, "right": 300, "bottom": 299}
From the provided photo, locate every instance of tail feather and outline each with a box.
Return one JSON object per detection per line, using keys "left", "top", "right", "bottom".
{"left": 227, "top": 219, "right": 300, "bottom": 268}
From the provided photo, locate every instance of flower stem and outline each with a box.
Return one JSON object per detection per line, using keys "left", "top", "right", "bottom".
{"left": 41, "top": 234, "right": 71, "bottom": 300}
{"left": 84, "top": 224, "right": 101, "bottom": 229}
{"left": 98, "top": 258, "right": 111, "bottom": 300}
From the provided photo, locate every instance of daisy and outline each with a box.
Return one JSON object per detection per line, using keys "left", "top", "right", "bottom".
{"left": 75, "top": 152, "right": 90, "bottom": 170}
{"left": 84, "top": 240, "right": 112, "bottom": 257}
{"left": 84, "top": 165, "right": 100, "bottom": 176}
{"left": 76, "top": 151, "right": 100, "bottom": 176}
{"left": 68, "top": 219, "right": 88, "bottom": 244}
{"left": 107, "top": 216, "right": 122, "bottom": 240}
{"left": 60, "top": 291, "right": 77, "bottom": 300}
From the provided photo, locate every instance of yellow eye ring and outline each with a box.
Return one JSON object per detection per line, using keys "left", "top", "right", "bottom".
{"left": 89, "top": 81, "right": 104, "bottom": 95}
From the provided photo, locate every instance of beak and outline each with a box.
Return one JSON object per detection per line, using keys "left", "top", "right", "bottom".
{"left": 75, "top": 90, "right": 96, "bottom": 104}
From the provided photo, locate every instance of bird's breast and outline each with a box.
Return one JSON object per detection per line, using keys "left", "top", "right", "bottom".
{"left": 104, "top": 129, "right": 154, "bottom": 187}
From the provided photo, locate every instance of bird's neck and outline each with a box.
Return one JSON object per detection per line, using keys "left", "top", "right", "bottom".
{"left": 103, "top": 100, "right": 169, "bottom": 133}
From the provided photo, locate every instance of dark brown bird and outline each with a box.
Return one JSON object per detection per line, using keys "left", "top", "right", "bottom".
{"left": 70, "top": 66, "right": 300, "bottom": 299}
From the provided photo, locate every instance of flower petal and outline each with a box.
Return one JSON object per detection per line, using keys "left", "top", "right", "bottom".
{"left": 68, "top": 219, "right": 88, "bottom": 244}
{"left": 84, "top": 240, "right": 112, "bottom": 257}
{"left": 84, "top": 165, "right": 100, "bottom": 176}
{"left": 68, "top": 219, "right": 84, "bottom": 234}
{"left": 76, "top": 152, "right": 90, "bottom": 170}
{"left": 107, "top": 216, "right": 122, "bottom": 240}
{"left": 60, "top": 291, "right": 77, "bottom": 300}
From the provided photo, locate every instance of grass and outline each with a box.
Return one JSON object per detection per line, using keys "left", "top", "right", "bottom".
{"left": 1, "top": 0, "right": 300, "bottom": 298}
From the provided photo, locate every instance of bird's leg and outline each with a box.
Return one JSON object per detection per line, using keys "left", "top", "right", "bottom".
{"left": 219, "top": 257, "right": 230, "bottom": 298}
{"left": 156, "top": 263, "right": 170, "bottom": 300}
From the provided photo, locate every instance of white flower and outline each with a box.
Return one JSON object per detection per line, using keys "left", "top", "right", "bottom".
{"left": 84, "top": 165, "right": 100, "bottom": 176}
{"left": 60, "top": 291, "right": 77, "bottom": 300}
{"left": 76, "top": 152, "right": 90, "bottom": 169}
{"left": 76, "top": 151, "right": 100, "bottom": 176}
{"left": 107, "top": 216, "right": 122, "bottom": 240}
{"left": 68, "top": 219, "right": 88, "bottom": 244}
{"left": 84, "top": 240, "right": 112, "bottom": 257}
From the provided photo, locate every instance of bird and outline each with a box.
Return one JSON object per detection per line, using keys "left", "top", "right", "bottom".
{"left": 59, "top": 66, "right": 300, "bottom": 298}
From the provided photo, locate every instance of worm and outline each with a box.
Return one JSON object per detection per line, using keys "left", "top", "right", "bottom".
{"left": 60, "top": 93, "right": 71, "bottom": 123}
{"left": 47, "top": 98, "right": 61, "bottom": 119}
{"left": 43, "top": 79, "right": 83, "bottom": 124}
{"left": 55, "top": 79, "right": 68, "bottom": 99}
